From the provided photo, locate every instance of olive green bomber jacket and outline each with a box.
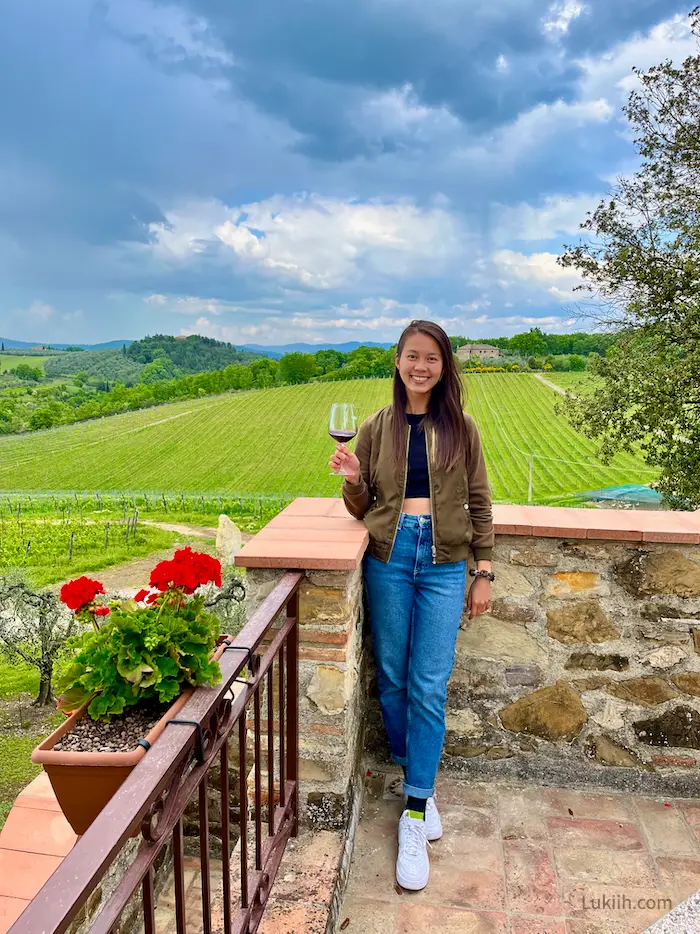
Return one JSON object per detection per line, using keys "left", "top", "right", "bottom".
{"left": 342, "top": 405, "right": 494, "bottom": 564}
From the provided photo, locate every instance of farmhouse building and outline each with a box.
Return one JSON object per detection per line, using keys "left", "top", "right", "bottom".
{"left": 456, "top": 343, "right": 506, "bottom": 360}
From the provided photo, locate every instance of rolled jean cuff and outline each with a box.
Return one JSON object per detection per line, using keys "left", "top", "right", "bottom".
{"left": 402, "top": 781, "right": 433, "bottom": 799}
{"left": 392, "top": 753, "right": 408, "bottom": 768}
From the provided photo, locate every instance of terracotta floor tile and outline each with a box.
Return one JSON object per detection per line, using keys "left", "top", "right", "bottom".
{"left": 0, "top": 849, "right": 63, "bottom": 901}
{"left": 433, "top": 779, "right": 497, "bottom": 810}
{"left": 498, "top": 788, "right": 551, "bottom": 841}
{"left": 560, "top": 882, "right": 673, "bottom": 925}
{"left": 258, "top": 901, "right": 329, "bottom": 934}
{"left": 543, "top": 789, "right": 635, "bottom": 822}
{"left": 14, "top": 773, "right": 61, "bottom": 812}
{"left": 633, "top": 799, "right": 699, "bottom": 856}
{"left": 440, "top": 804, "right": 499, "bottom": 839}
{"left": 655, "top": 855, "right": 700, "bottom": 906}
{"left": 552, "top": 847, "right": 656, "bottom": 886}
{"left": 546, "top": 817, "right": 644, "bottom": 851}
{"left": 432, "top": 835, "right": 502, "bottom": 871}
{"left": 0, "top": 896, "right": 29, "bottom": 934}
{"left": 565, "top": 921, "right": 644, "bottom": 934}
{"left": 0, "top": 805, "right": 77, "bottom": 857}
{"left": 396, "top": 904, "right": 509, "bottom": 933}
{"left": 677, "top": 800, "right": 700, "bottom": 827}
{"left": 345, "top": 818, "right": 401, "bottom": 903}
{"left": 510, "top": 917, "right": 567, "bottom": 934}
{"left": 503, "top": 841, "right": 561, "bottom": 916}
{"left": 340, "top": 897, "right": 398, "bottom": 934}
{"left": 406, "top": 867, "right": 505, "bottom": 911}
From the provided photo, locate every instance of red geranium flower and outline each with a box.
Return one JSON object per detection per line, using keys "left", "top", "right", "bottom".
{"left": 134, "top": 589, "right": 149, "bottom": 602}
{"left": 149, "top": 547, "right": 222, "bottom": 593}
{"left": 93, "top": 606, "right": 110, "bottom": 617}
{"left": 60, "top": 576, "right": 106, "bottom": 611}
{"left": 146, "top": 592, "right": 160, "bottom": 605}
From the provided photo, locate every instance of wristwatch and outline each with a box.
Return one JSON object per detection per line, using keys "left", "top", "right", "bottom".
{"left": 469, "top": 568, "right": 495, "bottom": 582}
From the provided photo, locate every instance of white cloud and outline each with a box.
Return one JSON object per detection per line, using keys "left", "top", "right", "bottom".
{"left": 147, "top": 194, "right": 468, "bottom": 290}
{"left": 493, "top": 193, "right": 602, "bottom": 243}
{"left": 492, "top": 249, "right": 583, "bottom": 301}
{"left": 144, "top": 294, "right": 250, "bottom": 315}
{"left": 495, "top": 55, "right": 509, "bottom": 74}
{"left": 359, "top": 84, "right": 460, "bottom": 137}
{"left": 578, "top": 14, "right": 695, "bottom": 101}
{"left": 543, "top": 1, "right": 586, "bottom": 37}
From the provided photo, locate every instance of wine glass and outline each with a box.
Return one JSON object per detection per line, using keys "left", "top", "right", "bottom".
{"left": 329, "top": 404, "right": 358, "bottom": 476}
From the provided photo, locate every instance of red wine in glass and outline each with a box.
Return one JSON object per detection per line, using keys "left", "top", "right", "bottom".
{"left": 329, "top": 429, "right": 357, "bottom": 443}
{"left": 329, "top": 404, "right": 358, "bottom": 476}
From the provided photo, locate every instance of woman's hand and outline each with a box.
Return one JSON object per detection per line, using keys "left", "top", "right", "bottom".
{"left": 467, "top": 577, "right": 491, "bottom": 620}
{"left": 329, "top": 443, "right": 361, "bottom": 483}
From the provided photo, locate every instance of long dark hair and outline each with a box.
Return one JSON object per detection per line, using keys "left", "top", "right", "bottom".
{"left": 392, "top": 319, "right": 468, "bottom": 472}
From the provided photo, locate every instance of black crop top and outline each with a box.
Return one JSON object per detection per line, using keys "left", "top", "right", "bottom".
{"left": 405, "top": 414, "right": 430, "bottom": 498}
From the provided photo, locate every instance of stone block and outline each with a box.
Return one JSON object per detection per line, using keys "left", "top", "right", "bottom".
{"left": 306, "top": 665, "right": 346, "bottom": 715}
{"left": 634, "top": 706, "right": 700, "bottom": 748}
{"left": 306, "top": 791, "right": 346, "bottom": 830}
{"left": 564, "top": 651, "right": 628, "bottom": 671}
{"left": 485, "top": 746, "right": 513, "bottom": 759}
{"left": 299, "top": 584, "right": 351, "bottom": 623}
{"left": 693, "top": 629, "right": 700, "bottom": 654}
{"left": 545, "top": 572, "right": 610, "bottom": 598}
{"left": 510, "top": 548, "right": 559, "bottom": 567}
{"left": 444, "top": 744, "right": 488, "bottom": 758}
{"left": 642, "top": 645, "right": 687, "bottom": 670}
{"left": 490, "top": 599, "right": 537, "bottom": 623}
{"left": 447, "top": 663, "right": 502, "bottom": 701}
{"left": 491, "top": 563, "right": 535, "bottom": 598}
{"left": 499, "top": 680, "right": 587, "bottom": 741}
{"left": 505, "top": 665, "right": 542, "bottom": 687}
{"left": 571, "top": 675, "right": 611, "bottom": 691}
{"left": 616, "top": 551, "right": 700, "bottom": 597}
{"left": 637, "top": 621, "right": 692, "bottom": 645}
{"left": 672, "top": 672, "right": 700, "bottom": 697}
{"left": 445, "top": 708, "right": 483, "bottom": 738}
{"left": 585, "top": 734, "right": 648, "bottom": 769}
{"left": 606, "top": 677, "right": 680, "bottom": 708}
{"left": 641, "top": 603, "right": 688, "bottom": 622}
{"left": 546, "top": 601, "right": 620, "bottom": 645}
{"left": 457, "top": 618, "right": 546, "bottom": 665}
{"left": 216, "top": 515, "right": 242, "bottom": 566}
{"left": 652, "top": 754, "right": 696, "bottom": 767}
{"left": 590, "top": 699, "right": 626, "bottom": 730}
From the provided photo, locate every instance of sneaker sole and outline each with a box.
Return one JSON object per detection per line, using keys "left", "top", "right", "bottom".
{"left": 396, "top": 865, "right": 430, "bottom": 891}
{"left": 425, "top": 827, "right": 442, "bottom": 842}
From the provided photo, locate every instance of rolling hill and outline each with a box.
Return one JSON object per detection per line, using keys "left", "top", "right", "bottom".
{"left": 0, "top": 375, "right": 655, "bottom": 503}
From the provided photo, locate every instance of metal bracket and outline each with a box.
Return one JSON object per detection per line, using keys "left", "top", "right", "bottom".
{"left": 164, "top": 719, "right": 205, "bottom": 763}
{"left": 222, "top": 643, "right": 259, "bottom": 681}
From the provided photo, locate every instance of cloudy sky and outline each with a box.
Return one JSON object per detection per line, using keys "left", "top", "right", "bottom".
{"left": 0, "top": 1, "right": 695, "bottom": 346}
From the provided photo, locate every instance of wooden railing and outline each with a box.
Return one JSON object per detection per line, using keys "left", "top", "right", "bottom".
{"left": 9, "top": 571, "right": 303, "bottom": 934}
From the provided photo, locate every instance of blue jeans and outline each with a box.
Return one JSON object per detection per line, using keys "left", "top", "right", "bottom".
{"left": 363, "top": 514, "right": 467, "bottom": 799}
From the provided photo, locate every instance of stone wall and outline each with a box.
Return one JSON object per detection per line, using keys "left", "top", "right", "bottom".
{"left": 365, "top": 535, "right": 700, "bottom": 795}
{"left": 245, "top": 566, "right": 366, "bottom": 830}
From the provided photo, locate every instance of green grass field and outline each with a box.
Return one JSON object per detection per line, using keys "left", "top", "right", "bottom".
{"left": 0, "top": 519, "right": 178, "bottom": 586}
{"left": 0, "top": 354, "right": 49, "bottom": 373}
{"left": 0, "top": 375, "right": 656, "bottom": 503}
{"left": 542, "top": 371, "right": 596, "bottom": 393}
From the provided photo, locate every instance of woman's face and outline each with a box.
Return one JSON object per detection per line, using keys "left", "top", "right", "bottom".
{"left": 396, "top": 332, "right": 443, "bottom": 397}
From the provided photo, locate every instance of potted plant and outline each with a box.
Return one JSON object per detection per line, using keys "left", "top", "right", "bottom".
{"left": 32, "top": 547, "right": 230, "bottom": 835}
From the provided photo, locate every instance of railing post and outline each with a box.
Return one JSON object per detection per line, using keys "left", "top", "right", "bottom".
{"left": 285, "top": 588, "right": 299, "bottom": 837}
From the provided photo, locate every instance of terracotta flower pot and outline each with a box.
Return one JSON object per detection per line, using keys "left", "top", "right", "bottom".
{"left": 32, "top": 637, "right": 231, "bottom": 835}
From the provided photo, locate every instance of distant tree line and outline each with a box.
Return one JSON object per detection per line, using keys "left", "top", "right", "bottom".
{"left": 0, "top": 329, "right": 616, "bottom": 436}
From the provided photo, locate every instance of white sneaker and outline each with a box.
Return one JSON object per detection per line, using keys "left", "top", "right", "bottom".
{"left": 424, "top": 796, "right": 443, "bottom": 841}
{"left": 396, "top": 809, "right": 431, "bottom": 891}
{"left": 395, "top": 787, "right": 443, "bottom": 842}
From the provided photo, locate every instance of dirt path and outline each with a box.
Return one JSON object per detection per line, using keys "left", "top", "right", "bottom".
{"left": 533, "top": 373, "right": 570, "bottom": 397}
{"left": 140, "top": 520, "right": 218, "bottom": 538}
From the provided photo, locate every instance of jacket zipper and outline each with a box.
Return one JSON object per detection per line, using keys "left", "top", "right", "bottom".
{"left": 426, "top": 424, "right": 437, "bottom": 564}
{"left": 388, "top": 424, "right": 411, "bottom": 562}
